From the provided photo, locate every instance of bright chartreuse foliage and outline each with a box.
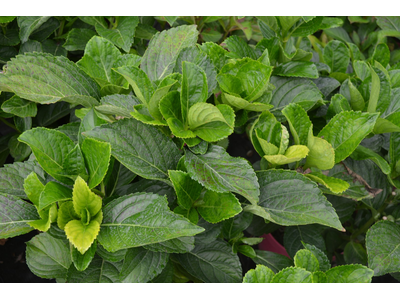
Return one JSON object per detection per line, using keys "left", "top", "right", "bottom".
{"left": 1, "top": 15, "right": 400, "bottom": 283}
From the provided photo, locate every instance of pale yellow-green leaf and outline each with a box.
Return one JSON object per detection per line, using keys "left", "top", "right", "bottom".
{"left": 64, "top": 220, "right": 101, "bottom": 254}
{"left": 72, "top": 176, "right": 102, "bottom": 217}
{"left": 305, "top": 173, "right": 350, "bottom": 194}
{"left": 23, "top": 172, "right": 44, "bottom": 207}
{"left": 305, "top": 136, "right": 335, "bottom": 170}
{"left": 264, "top": 145, "right": 309, "bottom": 165}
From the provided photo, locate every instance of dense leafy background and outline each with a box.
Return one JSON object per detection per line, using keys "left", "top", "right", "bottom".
{"left": 1, "top": 16, "right": 400, "bottom": 283}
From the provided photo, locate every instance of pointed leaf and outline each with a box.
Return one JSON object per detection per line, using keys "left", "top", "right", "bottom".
{"left": 302, "top": 243, "right": 331, "bottom": 272}
{"left": 181, "top": 61, "right": 208, "bottom": 126}
{"left": 273, "top": 61, "right": 318, "bottom": 78}
{"left": 95, "top": 16, "right": 139, "bottom": 53}
{"left": 19, "top": 128, "right": 87, "bottom": 185}
{"left": 305, "top": 173, "right": 350, "bottom": 194}
{"left": 325, "top": 264, "right": 374, "bottom": 283}
{"left": 351, "top": 145, "right": 391, "bottom": 175}
{"left": 38, "top": 181, "right": 72, "bottom": 211}
{"left": 0, "top": 52, "right": 100, "bottom": 106}
{"left": 83, "top": 118, "right": 181, "bottom": 184}
{"left": 144, "top": 236, "right": 195, "bottom": 254}
{"left": 282, "top": 103, "right": 312, "bottom": 146}
{"left": 348, "top": 79, "right": 365, "bottom": 111}
{"left": 264, "top": 145, "right": 309, "bottom": 165}
{"left": 169, "top": 170, "right": 202, "bottom": 210}
{"left": 243, "top": 265, "right": 274, "bottom": 283}
{"left": 184, "top": 145, "right": 260, "bottom": 205}
{"left": 26, "top": 232, "right": 71, "bottom": 279}
{"left": 57, "top": 201, "right": 79, "bottom": 230}
{"left": 173, "top": 239, "right": 242, "bottom": 283}
{"left": 344, "top": 241, "right": 368, "bottom": 265}
{"left": 318, "top": 111, "right": 379, "bottom": 163}
{"left": 141, "top": 25, "right": 198, "bottom": 82}
{"left": 82, "top": 138, "right": 111, "bottom": 189}
{"left": 246, "top": 170, "right": 343, "bottom": 230}
{"left": 71, "top": 241, "right": 97, "bottom": 272}
{"left": 323, "top": 40, "right": 350, "bottom": 73}
{"left": 63, "top": 28, "right": 97, "bottom": 51}
{"left": 224, "top": 35, "right": 257, "bottom": 59}
{"left": 96, "top": 94, "right": 140, "bottom": 118}
{"left": 23, "top": 171, "right": 44, "bottom": 206}
{"left": 0, "top": 193, "right": 39, "bottom": 238}
{"left": 97, "top": 193, "right": 204, "bottom": 252}
{"left": 113, "top": 66, "right": 154, "bottom": 106}
{"left": 221, "top": 93, "right": 273, "bottom": 111}
{"left": 197, "top": 190, "right": 242, "bottom": 224}
{"left": 72, "top": 176, "right": 102, "bottom": 217}
{"left": 120, "top": 247, "right": 169, "bottom": 283}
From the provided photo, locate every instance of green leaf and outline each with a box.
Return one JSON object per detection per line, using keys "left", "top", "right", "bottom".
{"left": 250, "top": 111, "right": 282, "bottom": 157}
{"left": 81, "top": 138, "right": 111, "bottom": 189}
{"left": 367, "top": 65, "right": 381, "bottom": 114}
{"left": 141, "top": 25, "right": 198, "bottom": 82}
{"left": 0, "top": 193, "right": 39, "bottom": 238}
{"left": 325, "top": 264, "right": 374, "bottom": 283}
{"left": 23, "top": 171, "right": 44, "bottom": 206}
{"left": 351, "top": 145, "right": 391, "bottom": 175}
{"left": 188, "top": 103, "right": 234, "bottom": 142}
{"left": 65, "top": 219, "right": 101, "bottom": 254}
{"left": 72, "top": 176, "right": 102, "bottom": 217}
{"left": 196, "top": 190, "right": 242, "bottom": 224}
{"left": 353, "top": 60, "right": 371, "bottom": 81}
{"left": 120, "top": 247, "right": 169, "bottom": 283}
{"left": 373, "top": 63, "right": 392, "bottom": 114}
{"left": 19, "top": 128, "right": 87, "bottom": 185}
{"left": 184, "top": 145, "right": 260, "bottom": 205}
{"left": 327, "top": 93, "right": 351, "bottom": 119}
{"left": 97, "top": 193, "right": 204, "bottom": 252}
{"left": 38, "top": 181, "right": 72, "bottom": 211}
{"left": 373, "top": 43, "right": 390, "bottom": 67}
{"left": 221, "top": 211, "right": 253, "bottom": 240}
{"left": 323, "top": 40, "right": 350, "bottom": 73}
{"left": 348, "top": 79, "right": 365, "bottom": 111}
{"left": 293, "top": 249, "right": 319, "bottom": 272}
{"left": 246, "top": 170, "right": 343, "bottom": 230}
{"left": 344, "top": 241, "right": 368, "bottom": 265}
{"left": 273, "top": 61, "right": 318, "bottom": 79}
{"left": 263, "top": 145, "right": 309, "bottom": 165}
{"left": 181, "top": 61, "right": 208, "bottom": 126}
{"left": 0, "top": 52, "right": 100, "bottom": 107}
{"left": 224, "top": 35, "right": 257, "bottom": 60}
{"left": 96, "top": 244, "right": 127, "bottom": 262}
{"left": 312, "top": 271, "right": 328, "bottom": 283}
{"left": 17, "top": 17, "right": 51, "bottom": 43}
{"left": 63, "top": 28, "right": 97, "bottom": 51}
{"left": 95, "top": 16, "right": 139, "bottom": 52}
{"left": 305, "top": 173, "right": 350, "bottom": 194}
{"left": 8, "top": 134, "right": 31, "bottom": 162}
{"left": 0, "top": 29, "right": 20, "bottom": 46}
{"left": 67, "top": 255, "right": 122, "bottom": 283}
{"left": 304, "top": 136, "right": 335, "bottom": 170}
{"left": 168, "top": 170, "right": 202, "bottom": 210}
{"left": 57, "top": 201, "right": 79, "bottom": 230}
{"left": 83, "top": 118, "right": 181, "bottom": 184}
{"left": 113, "top": 66, "right": 154, "bottom": 106}
{"left": 366, "top": 221, "right": 400, "bottom": 276}
{"left": 318, "top": 111, "right": 379, "bottom": 163}
{"left": 221, "top": 93, "right": 273, "bottom": 112}
{"left": 71, "top": 241, "right": 97, "bottom": 272}
{"left": 269, "top": 76, "right": 324, "bottom": 120}
{"left": 292, "top": 17, "right": 323, "bottom": 37}
{"left": 26, "top": 232, "right": 71, "bottom": 279}
{"left": 302, "top": 243, "right": 331, "bottom": 272}
{"left": 0, "top": 160, "right": 45, "bottom": 198}
{"left": 243, "top": 265, "right": 274, "bottom": 283}
{"left": 0, "top": 17, "right": 16, "bottom": 23}
{"left": 376, "top": 16, "right": 400, "bottom": 31}
{"left": 144, "top": 236, "right": 195, "bottom": 254}
{"left": 252, "top": 250, "right": 293, "bottom": 273}
{"left": 173, "top": 239, "right": 242, "bottom": 283}
{"left": 78, "top": 107, "right": 108, "bottom": 146}
{"left": 282, "top": 103, "right": 312, "bottom": 146}
{"left": 96, "top": 94, "right": 140, "bottom": 118}
{"left": 271, "top": 267, "right": 312, "bottom": 283}
{"left": 77, "top": 36, "right": 122, "bottom": 88}
{"left": 149, "top": 73, "right": 180, "bottom": 119}
{"left": 199, "top": 42, "right": 229, "bottom": 71}
{"left": 174, "top": 46, "right": 217, "bottom": 98}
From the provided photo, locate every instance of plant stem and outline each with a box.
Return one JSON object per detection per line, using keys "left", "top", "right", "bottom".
{"left": 1, "top": 25, "right": 6, "bottom": 35}
{"left": 57, "top": 18, "right": 65, "bottom": 37}
{"left": 101, "top": 182, "right": 105, "bottom": 195}
{"left": 0, "top": 116, "right": 20, "bottom": 133}
{"left": 92, "top": 188, "right": 105, "bottom": 198}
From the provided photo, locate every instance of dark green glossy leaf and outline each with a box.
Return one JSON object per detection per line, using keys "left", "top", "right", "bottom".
{"left": 273, "top": 61, "right": 318, "bottom": 79}
{"left": 63, "top": 28, "right": 97, "bottom": 51}
{"left": 83, "top": 118, "right": 181, "bottom": 184}
{"left": 252, "top": 250, "right": 293, "bottom": 273}
{"left": 184, "top": 145, "right": 259, "bottom": 205}
{"left": 323, "top": 40, "right": 350, "bottom": 73}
